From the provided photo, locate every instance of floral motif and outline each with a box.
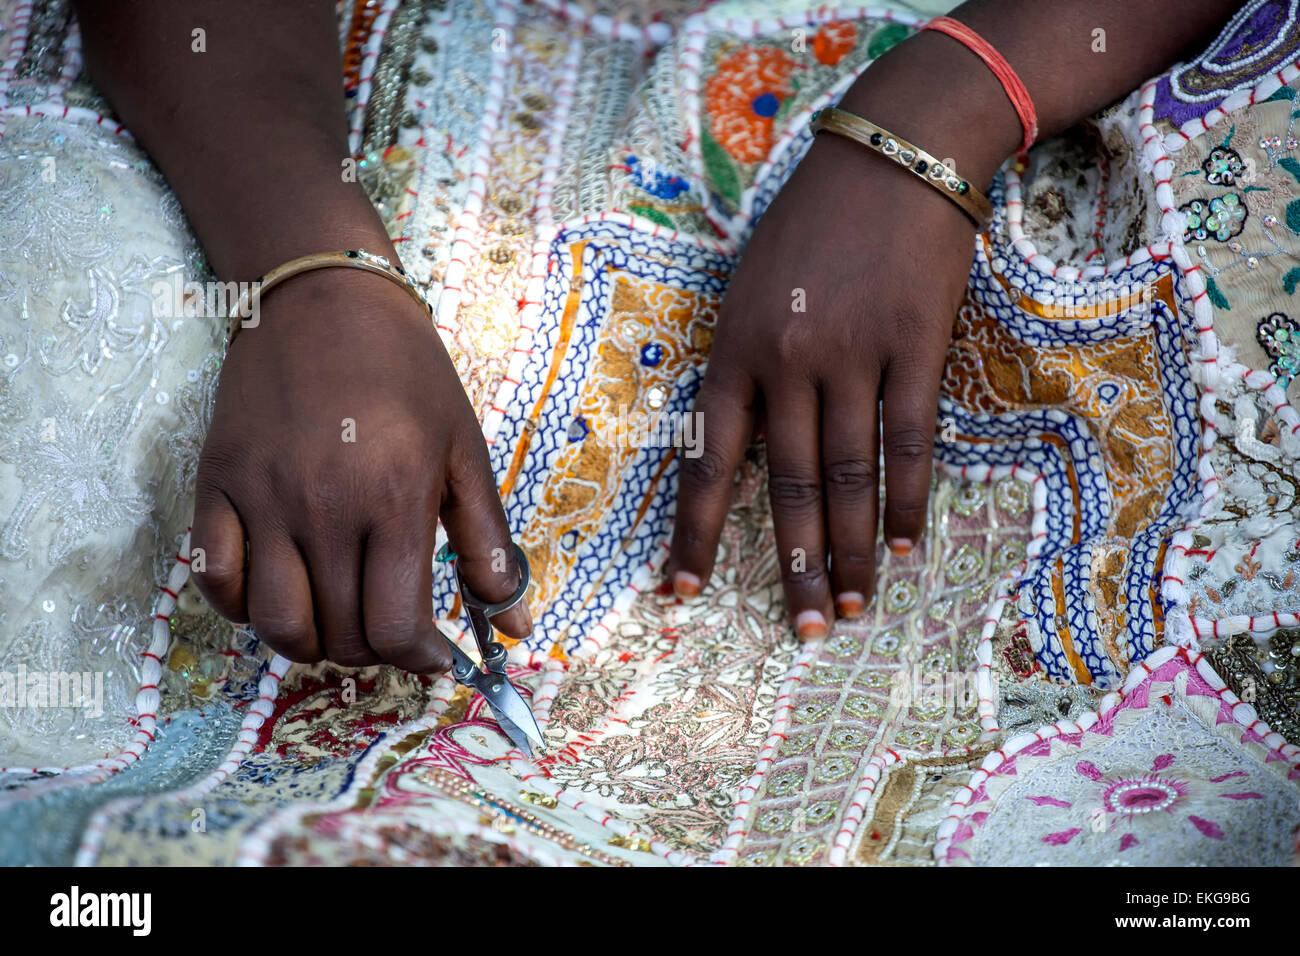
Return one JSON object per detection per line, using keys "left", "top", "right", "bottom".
{"left": 0, "top": 402, "right": 151, "bottom": 564}
{"left": 1256, "top": 311, "right": 1300, "bottom": 388}
{"left": 1180, "top": 192, "right": 1248, "bottom": 241}
{"left": 704, "top": 46, "right": 799, "bottom": 163}
{"left": 624, "top": 154, "right": 690, "bottom": 200}
{"left": 943, "top": 650, "right": 1300, "bottom": 866}
{"left": 811, "top": 22, "right": 857, "bottom": 66}
{"left": 1039, "top": 748, "right": 1269, "bottom": 853}
{"left": 1201, "top": 144, "right": 1246, "bottom": 185}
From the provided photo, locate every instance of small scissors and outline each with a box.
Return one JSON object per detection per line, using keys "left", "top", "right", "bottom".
{"left": 436, "top": 541, "right": 545, "bottom": 757}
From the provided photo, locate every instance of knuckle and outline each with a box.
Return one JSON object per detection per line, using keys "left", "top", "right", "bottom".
{"left": 773, "top": 325, "right": 811, "bottom": 366}
{"left": 194, "top": 555, "right": 241, "bottom": 588}
{"left": 196, "top": 441, "right": 243, "bottom": 483}
{"left": 331, "top": 644, "right": 380, "bottom": 667}
{"left": 371, "top": 445, "right": 435, "bottom": 503}
{"left": 768, "top": 470, "right": 821, "bottom": 516}
{"left": 834, "top": 544, "right": 876, "bottom": 568}
{"left": 783, "top": 561, "right": 830, "bottom": 592}
{"left": 368, "top": 623, "right": 430, "bottom": 663}
{"left": 887, "top": 498, "right": 930, "bottom": 522}
{"left": 254, "top": 615, "right": 321, "bottom": 662}
{"left": 679, "top": 444, "right": 735, "bottom": 491}
{"left": 299, "top": 469, "right": 355, "bottom": 526}
{"left": 892, "top": 305, "right": 929, "bottom": 334}
{"left": 884, "top": 426, "right": 935, "bottom": 462}
{"left": 822, "top": 457, "right": 880, "bottom": 497}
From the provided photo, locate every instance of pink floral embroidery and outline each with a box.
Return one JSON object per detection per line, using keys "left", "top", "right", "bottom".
{"left": 1103, "top": 773, "right": 1188, "bottom": 818}
{"left": 1209, "top": 771, "right": 1248, "bottom": 783}
{"left": 1034, "top": 751, "right": 1244, "bottom": 854}
{"left": 1075, "top": 760, "right": 1103, "bottom": 781}
{"left": 1025, "top": 795, "right": 1072, "bottom": 808}
{"left": 1188, "top": 815, "right": 1225, "bottom": 839}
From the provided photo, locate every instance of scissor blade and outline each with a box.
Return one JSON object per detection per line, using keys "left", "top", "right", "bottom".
{"left": 480, "top": 677, "right": 545, "bottom": 752}
{"left": 464, "top": 604, "right": 495, "bottom": 658}
{"left": 490, "top": 707, "right": 535, "bottom": 758}
{"left": 443, "top": 636, "right": 544, "bottom": 754}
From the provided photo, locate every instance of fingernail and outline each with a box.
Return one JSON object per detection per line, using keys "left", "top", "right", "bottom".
{"left": 673, "top": 570, "right": 702, "bottom": 598}
{"left": 795, "top": 609, "right": 828, "bottom": 641}
{"left": 835, "top": 592, "right": 866, "bottom": 618}
{"left": 888, "top": 538, "right": 913, "bottom": 557}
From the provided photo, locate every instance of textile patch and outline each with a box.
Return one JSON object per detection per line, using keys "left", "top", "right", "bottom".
{"left": 937, "top": 646, "right": 1300, "bottom": 865}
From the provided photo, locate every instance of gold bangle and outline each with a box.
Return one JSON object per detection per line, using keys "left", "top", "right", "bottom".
{"left": 225, "top": 249, "right": 434, "bottom": 346}
{"left": 809, "top": 107, "right": 994, "bottom": 231}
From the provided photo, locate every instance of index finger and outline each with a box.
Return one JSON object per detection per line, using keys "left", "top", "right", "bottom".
{"left": 665, "top": 366, "right": 755, "bottom": 598}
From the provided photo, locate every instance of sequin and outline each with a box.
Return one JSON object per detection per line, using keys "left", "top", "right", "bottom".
{"left": 883, "top": 579, "right": 918, "bottom": 614}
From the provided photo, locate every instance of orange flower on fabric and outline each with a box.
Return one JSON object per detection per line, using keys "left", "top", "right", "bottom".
{"left": 812, "top": 21, "right": 857, "bottom": 66}
{"left": 704, "top": 46, "right": 799, "bottom": 163}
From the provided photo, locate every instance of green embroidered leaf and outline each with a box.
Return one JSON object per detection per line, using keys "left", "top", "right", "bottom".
{"left": 1268, "top": 156, "right": 1300, "bottom": 182}
{"left": 1267, "top": 85, "right": 1296, "bottom": 102}
{"left": 629, "top": 204, "right": 675, "bottom": 230}
{"left": 775, "top": 77, "right": 800, "bottom": 121}
{"left": 1243, "top": 185, "right": 1270, "bottom": 192}
{"left": 1205, "top": 276, "right": 1230, "bottom": 310}
{"left": 1287, "top": 197, "right": 1300, "bottom": 233}
{"left": 1196, "top": 277, "right": 1227, "bottom": 310}
{"left": 866, "top": 23, "right": 909, "bottom": 59}
{"left": 700, "top": 126, "right": 741, "bottom": 207}
{"left": 1284, "top": 269, "right": 1300, "bottom": 295}
{"left": 1220, "top": 124, "right": 1234, "bottom": 149}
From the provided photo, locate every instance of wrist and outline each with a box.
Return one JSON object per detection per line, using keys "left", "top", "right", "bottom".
{"left": 832, "top": 29, "right": 1023, "bottom": 191}
{"left": 203, "top": 183, "right": 398, "bottom": 285}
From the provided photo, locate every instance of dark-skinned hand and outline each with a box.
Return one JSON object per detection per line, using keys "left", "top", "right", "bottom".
{"left": 190, "top": 267, "right": 532, "bottom": 671}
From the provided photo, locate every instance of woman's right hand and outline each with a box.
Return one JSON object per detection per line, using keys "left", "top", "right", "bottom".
{"left": 190, "top": 263, "right": 531, "bottom": 672}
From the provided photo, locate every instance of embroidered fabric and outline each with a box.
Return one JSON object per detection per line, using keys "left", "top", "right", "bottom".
{"left": 0, "top": 113, "right": 222, "bottom": 768}
{"left": 0, "top": 0, "right": 1296, "bottom": 868}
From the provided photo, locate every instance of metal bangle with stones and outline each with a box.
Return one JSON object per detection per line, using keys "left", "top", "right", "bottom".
{"left": 809, "top": 106, "right": 994, "bottom": 230}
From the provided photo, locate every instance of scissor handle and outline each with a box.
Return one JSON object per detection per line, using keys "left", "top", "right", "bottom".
{"left": 436, "top": 541, "right": 531, "bottom": 617}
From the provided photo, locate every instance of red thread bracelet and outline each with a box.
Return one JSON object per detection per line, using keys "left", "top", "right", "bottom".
{"left": 922, "top": 15, "right": 1038, "bottom": 155}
